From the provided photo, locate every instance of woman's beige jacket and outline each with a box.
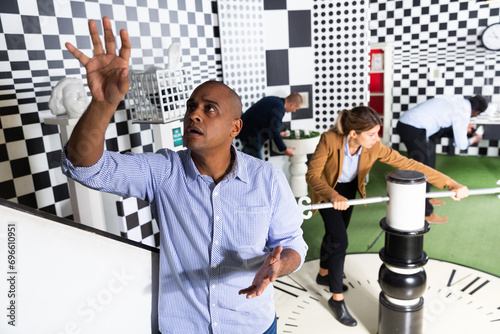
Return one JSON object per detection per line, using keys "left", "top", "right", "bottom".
{"left": 306, "top": 130, "right": 451, "bottom": 206}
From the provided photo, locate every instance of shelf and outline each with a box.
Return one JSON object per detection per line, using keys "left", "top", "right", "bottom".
{"left": 369, "top": 43, "right": 393, "bottom": 146}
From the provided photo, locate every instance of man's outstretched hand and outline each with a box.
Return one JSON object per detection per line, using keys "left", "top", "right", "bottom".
{"left": 64, "top": 17, "right": 131, "bottom": 167}
{"left": 65, "top": 17, "right": 131, "bottom": 107}
{"left": 239, "top": 246, "right": 283, "bottom": 299}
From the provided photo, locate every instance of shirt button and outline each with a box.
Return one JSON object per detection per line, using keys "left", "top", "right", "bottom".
{"left": 215, "top": 215, "right": 220, "bottom": 221}
{"left": 214, "top": 322, "right": 218, "bottom": 327}
{"left": 214, "top": 240, "right": 219, "bottom": 245}
{"left": 213, "top": 191, "right": 218, "bottom": 196}
{"left": 213, "top": 264, "right": 218, "bottom": 269}
{"left": 212, "top": 284, "right": 216, "bottom": 289}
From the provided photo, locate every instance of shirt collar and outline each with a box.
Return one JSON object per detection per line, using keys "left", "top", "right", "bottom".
{"left": 232, "top": 147, "right": 249, "bottom": 183}
{"left": 184, "top": 151, "right": 198, "bottom": 184}
{"left": 184, "top": 145, "right": 248, "bottom": 184}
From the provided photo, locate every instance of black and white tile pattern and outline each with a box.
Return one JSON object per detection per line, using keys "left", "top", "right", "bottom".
{"left": 3, "top": 0, "right": 499, "bottom": 247}
{"left": 116, "top": 196, "right": 160, "bottom": 248}
{"left": 0, "top": 0, "right": 222, "bottom": 222}
{"left": 370, "top": 0, "right": 500, "bottom": 157}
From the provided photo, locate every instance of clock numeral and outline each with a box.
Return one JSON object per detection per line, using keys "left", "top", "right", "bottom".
{"left": 274, "top": 276, "right": 307, "bottom": 298}
{"left": 467, "top": 279, "right": 490, "bottom": 295}
{"left": 447, "top": 269, "right": 490, "bottom": 295}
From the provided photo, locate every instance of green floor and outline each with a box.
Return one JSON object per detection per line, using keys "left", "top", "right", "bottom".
{"left": 302, "top": 153, "right": 500, "bottom": 276}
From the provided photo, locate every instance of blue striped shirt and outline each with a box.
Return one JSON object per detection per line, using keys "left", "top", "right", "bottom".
{"left": 61, "top": 147, "right": 307, "bottom": 334}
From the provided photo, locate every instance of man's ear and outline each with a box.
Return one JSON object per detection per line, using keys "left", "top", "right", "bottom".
{"left": 349, "top": 129, "right": 357, "bottom": 138}
{"left": 230, "top": 118, "right": 243, "bottom": 138}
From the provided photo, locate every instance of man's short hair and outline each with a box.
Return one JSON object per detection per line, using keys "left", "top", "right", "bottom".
{"left": 468, "top": 95, "right": 489, "bottom": 113}
{"left": 286, "top": 92, "right": 303, "bottom": 105}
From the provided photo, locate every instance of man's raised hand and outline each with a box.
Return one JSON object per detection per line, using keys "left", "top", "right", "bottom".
{"left": 65, "top": 17, "right": 131, "bottom": 107}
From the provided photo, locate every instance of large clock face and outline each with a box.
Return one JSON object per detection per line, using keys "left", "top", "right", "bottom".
{"left": 273, "top": 253, "right": 500, "bottom": 333}
{"left": 482, "top": 23, "right": 500, "bottom": 51}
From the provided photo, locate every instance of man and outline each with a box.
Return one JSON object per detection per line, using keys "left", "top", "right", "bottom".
{"left": 396, "top": 95, "right": 488, "bottom": 223}
{"left": 61, "top": 17, "right": 307, "bottom": 334}
{"left": 237, "top": 93, "right": 303, "bottom": 159}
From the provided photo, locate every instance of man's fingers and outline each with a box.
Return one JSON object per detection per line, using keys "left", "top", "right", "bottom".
{"left": 238, "top": 248, "right": 282, "bottom": 299}
{"left": 239, "top": 285, "right": 266, "bottom": 299}
{"left": 65, "top": 42, "right": 90, "bottom": 66}
{"left": 271, "top": 245, "right": 282, "bottom": 259}
{"left": 118, "top": 29, "right": 131, "bottom": 61}
{"left": 268, "top": 268, "right": 279, "bottom": 283}
{"left": 102, "top": 17, "right": 117, "bottom": 55}
{"left": 88, "top": 19, "right": 104, "bottom": 55}
{"left": 238, "top": 285, "right": 257, "bottom": 296}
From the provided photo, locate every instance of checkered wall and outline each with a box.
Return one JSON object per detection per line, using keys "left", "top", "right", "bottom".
{"left": 218, "top": 0, "right": 316, "bottom": 161}
{"left": 0, "top": 0, "right": 371, "bottom": 237}
{"left": 223, "top": 0, "right": 369, "bottom": 164}
{"left": 0, "top": 0, "right": 222, "bottom": 220}
{"left": 116, "top": 196, "right": 160, "bottom": 248}
{"left": 263, "top": 0, "right": 316, "bottom": 161}
{"left": 11, "top": 0, "right": 497, "bottom": 246}
{"left": 369, "top": 0, "right": 500, "bottom": 157}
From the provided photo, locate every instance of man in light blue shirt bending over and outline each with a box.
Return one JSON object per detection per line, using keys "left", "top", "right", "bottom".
{"left": 396, "top": 95, "right": 488, "bottom": 224}
{"left": 61, "top": 17, "right": 307, "bottom": 334}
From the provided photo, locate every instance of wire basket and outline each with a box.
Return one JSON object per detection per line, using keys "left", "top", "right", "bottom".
{"left": 126, "top": 67, "right": 193, "bottom": 124}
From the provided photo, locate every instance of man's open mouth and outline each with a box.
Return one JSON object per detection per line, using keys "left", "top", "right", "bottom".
{"left": 186, "top": 126, "right": 203, "bottom": 135}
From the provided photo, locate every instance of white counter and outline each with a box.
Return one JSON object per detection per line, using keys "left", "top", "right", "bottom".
{"left": 470, "top": 115, "right": 500, "bottom": 125}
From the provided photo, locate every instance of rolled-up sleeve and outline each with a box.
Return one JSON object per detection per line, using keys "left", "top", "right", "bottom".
{"left": 61, "top": 146, "right": 171, "bottom": 202}
{"left": 451, "top": 113, "right": 471, "bottom": 150}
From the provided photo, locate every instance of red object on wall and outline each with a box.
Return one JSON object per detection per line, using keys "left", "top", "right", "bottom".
{"left": 369, "top": 95, "right": 384, "bottom": 115}
{"left": 369, "top": 49, "right": 384, "bottom": 137}
{"left": 369, "top": 73, "right": 384, "bottom": 93}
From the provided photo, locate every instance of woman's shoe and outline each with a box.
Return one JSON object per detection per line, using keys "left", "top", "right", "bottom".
{"left": 327, "top": 298, "right": 357, "bottom": 327}
{"left": 316, "top": 274, "right": 348, "bottom": 292}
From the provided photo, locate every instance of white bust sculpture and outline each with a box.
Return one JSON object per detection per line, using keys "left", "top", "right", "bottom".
{"left": 48, "top": 77, "right": 89, "bottom": 118}
{"left": 167, "top": 42, "right": 181, "bottom": 69}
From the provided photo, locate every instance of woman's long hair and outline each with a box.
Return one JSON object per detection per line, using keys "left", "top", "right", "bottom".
{"left": 332, "top": 106, "right": 382, "bottom": 136}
